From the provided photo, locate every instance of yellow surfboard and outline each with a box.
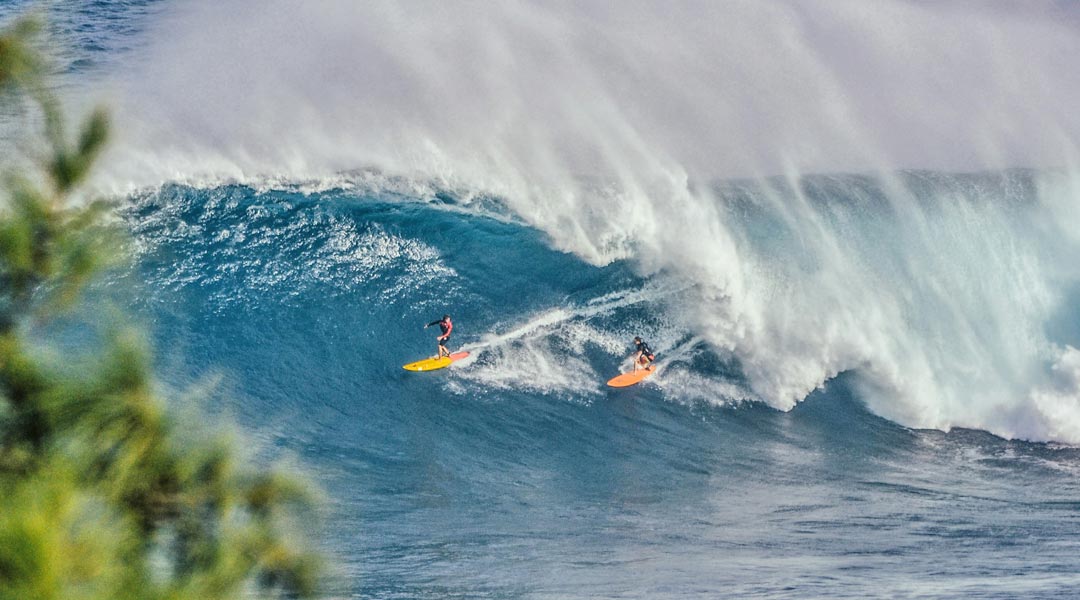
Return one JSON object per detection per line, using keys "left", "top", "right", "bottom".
{"left": 403, "top": 351, "right": 470, "bottom": 372}
{"left": 606, "top": 365, "right": 656, "bottom": 388}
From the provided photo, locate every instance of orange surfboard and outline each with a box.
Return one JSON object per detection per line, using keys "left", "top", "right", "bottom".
{"left": 403, "top": 351, "right": 470, "bottom": 372}
{"left": 606, "top": 365, "right": 656, "bottom": 388}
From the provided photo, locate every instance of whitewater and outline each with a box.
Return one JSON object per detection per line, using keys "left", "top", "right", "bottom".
{"left": 9, "top": 0, "right": 1080, "bottom": 597}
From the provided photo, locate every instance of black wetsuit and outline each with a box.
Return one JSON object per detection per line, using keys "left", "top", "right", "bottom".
{"left": 428, "top": 318, "right": 452, "bottom": 345}
{"left": 635, "top": 340, "right": 655, "bottom": 362}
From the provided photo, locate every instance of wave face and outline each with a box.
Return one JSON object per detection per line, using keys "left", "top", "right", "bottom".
{"left": 117, "top": 179, "right": 1080, "bottom": 598}
{"left": 19, "top": 0, "right": 1080, "bottom": 596}
{"left": 123, "top": 169, "right": 1080, "bottom": 444}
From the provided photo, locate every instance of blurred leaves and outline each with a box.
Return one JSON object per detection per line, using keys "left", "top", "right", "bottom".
{"left": 45, "top": 106, "right": 110, "bottom": 195}
{"left": 0, "top": 12, "right": 323, "bottom": 600}
{"left": 0, "top": 14, "right": 45, "bottom": 93}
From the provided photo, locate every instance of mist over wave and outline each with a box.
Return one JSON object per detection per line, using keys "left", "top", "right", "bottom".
{"left": 102, "top": 0, "right": 1080, "bottom": 187}
{"left": 80, "top": 1, "right": 1080, "bottom": 442}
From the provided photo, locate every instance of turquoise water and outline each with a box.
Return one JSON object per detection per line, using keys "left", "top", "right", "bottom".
{"left": 116, "top": 181, "right": 1080, "bottom": 598}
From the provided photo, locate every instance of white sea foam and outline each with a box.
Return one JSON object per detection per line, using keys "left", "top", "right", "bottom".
{"left": 126, "top": 188, "right": 455, "bottom": 309}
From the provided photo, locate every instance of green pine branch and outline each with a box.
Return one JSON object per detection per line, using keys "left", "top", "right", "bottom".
{"left": 0, "top": 13, "right": 324, "bottom": 600}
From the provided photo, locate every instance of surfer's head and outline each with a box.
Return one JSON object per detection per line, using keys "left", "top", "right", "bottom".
{"left": 443, "top": 314, "right": 450, "bottom": 321}
{"left": 634, "top": 336, "right": 642, "bottom": 344}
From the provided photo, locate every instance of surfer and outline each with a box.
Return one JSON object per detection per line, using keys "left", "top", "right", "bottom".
{"left": 632, "top": 336, "right": 655, "bottom": 371}
{"left": 424, "top": 314, "right": 453, "bottom": 359}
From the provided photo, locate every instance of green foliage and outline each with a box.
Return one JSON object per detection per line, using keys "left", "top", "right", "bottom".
{"left": 0, "top": 15, "right": 45, "bottom": 93}
{"left": 0, "top": 13, "right": 322, "bottom": 600}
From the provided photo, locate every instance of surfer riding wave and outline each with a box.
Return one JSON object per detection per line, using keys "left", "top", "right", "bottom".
{"left": 632, "top": 336, "right": 655, "bottom": 371}
{"left": 425, "top": 314, "right": 454, "bottom": 359}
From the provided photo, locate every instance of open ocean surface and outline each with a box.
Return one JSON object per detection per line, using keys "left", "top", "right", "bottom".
{"left": 6, "top": 2, "right": 1080, "bottom": 597}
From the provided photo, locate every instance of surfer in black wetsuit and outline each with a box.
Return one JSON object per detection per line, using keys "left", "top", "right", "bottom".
{"left": 632, "top": 336, "right": 655, "bottom": 371}
{"left": 425, "top": 314, "right": 453, "bottom": 358}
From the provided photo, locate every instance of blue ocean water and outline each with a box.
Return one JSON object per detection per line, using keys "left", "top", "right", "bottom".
{"left": 8, "top": 1, "right": 1080, "bottom": 597}
{"left": 1, "top": 0, "right": 161, "bottom": 74}
{"left": 112, "top": 180, "right": 1080, "bottom": 599}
